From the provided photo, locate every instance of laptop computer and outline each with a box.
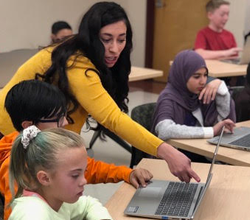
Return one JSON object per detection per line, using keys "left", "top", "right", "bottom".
{"left": 220, "top": 36, "right": 250, "bottom": 65}
{"left": 124, "top": 127, "right": 225, "bottom": 220}
{"left": 207, "top": 126, "right": 250, "bottom": 151}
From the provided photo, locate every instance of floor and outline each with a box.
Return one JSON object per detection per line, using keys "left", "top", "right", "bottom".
{"left": 82, "top": 79, "right": 165, "bottom": 205}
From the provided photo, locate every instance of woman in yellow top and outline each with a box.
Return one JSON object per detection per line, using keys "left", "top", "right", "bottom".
{"left": 0, "top": 2, "right": 199, "bottom": 183}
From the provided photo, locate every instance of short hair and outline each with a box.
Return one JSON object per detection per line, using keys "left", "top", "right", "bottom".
{"left": 51, "top": 21, "right": 72, "bottom": 35}
{"left": 206, "top": 0, "right": 230, "bottom": 12}
{"left": 9, "top": 128, "right": 86, "bottom": 198}
{"left": 5, "top": 80, "right": 67, "bottom": 132}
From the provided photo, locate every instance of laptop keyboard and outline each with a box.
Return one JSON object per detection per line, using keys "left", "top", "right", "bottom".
{"left": 155, "top": 182, "right": 198, "bottom": 217}
{"left": 221, "top": 58, "right": 240, "bottom": 64}
{"left": 230, "top": 133, "right": 250, "bottom": 147}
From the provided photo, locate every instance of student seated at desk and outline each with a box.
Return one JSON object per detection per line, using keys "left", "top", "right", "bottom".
{"left": 0, "top": 80, "right": 152, "bottom": 220}
{"left": 9, "top": 127, "right": 112, "bottom": 220}
{"left": 152, "top": 50, "right": 236, "bottom": 160}
{"left": 194, "top": 0, "right": 245, "bottom": 86}
{"left": 194, "top": 0, "right": 241, "bottom": 60}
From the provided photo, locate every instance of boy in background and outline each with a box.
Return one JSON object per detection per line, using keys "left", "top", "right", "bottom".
{"left": 51, "top": 21, "right": 73, "bottom": 43}
{"left": 194, "top": 0, "right": 241, "bottom": 60}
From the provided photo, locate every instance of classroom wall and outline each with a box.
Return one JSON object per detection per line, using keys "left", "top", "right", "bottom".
{"left": 0, "top": 0, "right": 146, "bottom": 67}
{"left": 244, "top": 0, "right": 250, "bottom": 36}
{"left": 0, "top": 0, "right": 248, "bottom": 67}
{"left": 225, "top": 0, "right": 247, "bottom": 47}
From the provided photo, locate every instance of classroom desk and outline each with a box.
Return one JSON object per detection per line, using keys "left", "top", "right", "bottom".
{"left": 106, "top": 158, "right": 250, "bottom": 220}
{"left": 129, "top": 66, "right": 163, "bottom": 81}
{"left": 0, "top": 65, "right": 163, "bottom": 89}
{"left": 205, "top": 60, "right": 247, "bottom": 78}
{"left": 169, "top": 59, "right": 247, "bottom": 78}
{"left": 0, "top": 48, "right": 163, "bottom": 88}
{"left": 166, "top": 120, "right": 250, "bottom": 166}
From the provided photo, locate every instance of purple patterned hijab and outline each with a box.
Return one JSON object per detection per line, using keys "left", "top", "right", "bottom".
{"left": 152, "top": 50, "right": 236, "bottom": 131}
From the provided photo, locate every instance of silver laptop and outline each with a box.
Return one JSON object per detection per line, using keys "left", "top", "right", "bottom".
{"left": 124, "top": 127, "right": 225, "bottom": 220}
{"left": 208, "top": 126, "right": 250, "bottom": 151}
{"left": 220, "top": 36, "right": 250, "bottom": 65}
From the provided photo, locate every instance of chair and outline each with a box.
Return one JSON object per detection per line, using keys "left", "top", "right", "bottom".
{"left": 129, "top": 102, "right": 156, "bottom": 168}
{"left": 230, "top": 86, "right": 244, "bottom": 101}
{"left": 88, "top": 102, "right": 157, "bottom": 161}
{"left": 89, "top": 127, "right": 131, "bottom": 153}
{"left": 230, "top": 86, "right": 246, "bottom": 122}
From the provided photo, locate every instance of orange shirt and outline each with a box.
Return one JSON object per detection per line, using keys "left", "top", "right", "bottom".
{"left": 0, "top": 131, "right": 131, "bottom": 220}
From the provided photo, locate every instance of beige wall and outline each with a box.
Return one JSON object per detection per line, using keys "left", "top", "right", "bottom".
{"left": 244, "top": 0, "right": 250, "bottom": 36}
{"left": 0, "top": 0, "right": 146, "bottom": 67}
{"left": 225, "top": 0, "right": 247, "bottom": 47}
{"left": 0, "top": 0, "right": 247, "bottom": 66}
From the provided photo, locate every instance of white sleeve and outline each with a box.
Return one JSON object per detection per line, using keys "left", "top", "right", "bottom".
{"left": 9, "top": 197, "right": 52, "bottom": 220}
{"left": 215, "top": 81, "right": 231, "bottom": 121}
{"left": 155, "top": 119, "right": 214, "bottom": 140}
{"left": 68, "top": 196, "right": 112, "bottom": 220}
{"left": 10, "top": 196, "right": 112, "bottom": 220}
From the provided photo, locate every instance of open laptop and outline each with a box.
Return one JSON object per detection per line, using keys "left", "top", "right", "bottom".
{"left": 208, "top": 126, "right": 250, "bottom": 151}
{"left": 220, "top": 36, "right": 250, "bottom": 65}
{"left": 124, "top": 127, "right": 225, "bottom": 220}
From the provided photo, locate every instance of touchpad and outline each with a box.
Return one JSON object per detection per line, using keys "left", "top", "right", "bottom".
{"left": 138, "top": 187, "right": 162, "bottom": 198}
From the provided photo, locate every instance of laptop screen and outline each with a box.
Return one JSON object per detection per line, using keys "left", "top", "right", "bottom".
{"left": 205, "top": 126, "right": 225, "bottom": 183}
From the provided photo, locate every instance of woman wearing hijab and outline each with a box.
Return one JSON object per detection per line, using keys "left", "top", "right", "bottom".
{"left": 152, "top": 50, "right": 236, "bottom": 142}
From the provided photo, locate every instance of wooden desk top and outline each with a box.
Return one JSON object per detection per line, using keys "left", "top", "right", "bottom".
{"left": 106, "top": 158, "right": 250, "bottom": 220}
{"left": 0, "top": 64, "right": 163, "bottom": 89}
{"left": 166, "top": 120, "right": 250, "bottom": 166}
{"left": 205, "top": 60, "right": 247, "bottom": 78}
{"left": 129, "top": 66, "right": 163, "bottom": 82}
{"left": 0, "top": 48, "right": 162, "bottom": 88}
{"left": 170, "top": 59, "right": 247, "bottom": 78}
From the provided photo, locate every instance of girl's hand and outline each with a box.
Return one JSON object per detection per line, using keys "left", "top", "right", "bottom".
{"left": 129, "top": 168, "right": 153, "bottom": 188}
{"left": 199, "top": 79, "right": 222, "bottom": 104}
{"left": 213, "top": 119, "right": 235, "bottom": 136}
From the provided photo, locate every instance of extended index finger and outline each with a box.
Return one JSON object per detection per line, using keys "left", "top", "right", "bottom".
{"left": 189, "top": 168, "right": 201, "bottom": 182}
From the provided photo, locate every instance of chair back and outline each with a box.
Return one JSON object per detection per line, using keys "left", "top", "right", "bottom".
{"left": 230, "top": 86, "right": 250, "bottom": 122}
{"left": 130, "top": 102, "right": 156, "bottom": 168}
{"left": 131, "top": 102, "right": 156, "bottom": 131}
{"left": 230, "top": 86, "right": 244, "bottom": 101}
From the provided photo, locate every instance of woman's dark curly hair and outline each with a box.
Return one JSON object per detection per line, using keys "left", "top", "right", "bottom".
{"left": 36, "top": 2, "right": 133, "bottom": 131}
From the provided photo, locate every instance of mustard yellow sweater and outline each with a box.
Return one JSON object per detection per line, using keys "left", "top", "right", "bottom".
{"left": 0, "top": 48, "right": 162, "bottom": 155}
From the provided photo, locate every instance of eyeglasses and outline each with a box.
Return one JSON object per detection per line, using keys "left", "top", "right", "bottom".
{"left": 38, "top": 114, "right": 66, "bottom": 127}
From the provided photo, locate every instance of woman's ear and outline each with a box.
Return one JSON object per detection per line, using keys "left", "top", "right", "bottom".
{"left": 37, "top": 171, "right": 51, "bottom": 186}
